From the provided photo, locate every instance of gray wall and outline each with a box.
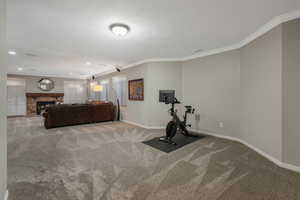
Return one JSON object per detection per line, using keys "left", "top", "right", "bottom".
{"left": 146, "top": 62, "right": 182, "bottom": 127}
{"left": 182, "top": 50, "right": 241, "bottom": 138}
{"left": 8, "top": 75, "right": 85, "bottom": 94}
{"left": 95, "top": 64, "right": 150, "bottom": 126}
{"left": 0, "top": 0, "right": 7, "bottom": 199}
{"left": 240, "top": 26, "right": 283, "bottom": 161}
{"left": 119, "top": 64, "right": 149, "bottom": 126}
{"left": 282, "top": 19, "right": 300, "bottom": 166}
{"left": 95, "top": 62, "right": 182, "bottom": 127}
{"left": 181, "top": 25, "right": 283, "bottom": 161}
{"left": 95, "top": 19, "right": 300, "bottom": 167}
{"left": 24, "top": 76, "right": 64, "bottom": 93}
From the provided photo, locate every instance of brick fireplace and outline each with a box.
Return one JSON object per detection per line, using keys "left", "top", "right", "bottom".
{"left": 26, "top": 93, "right": 64, "bottom": 115}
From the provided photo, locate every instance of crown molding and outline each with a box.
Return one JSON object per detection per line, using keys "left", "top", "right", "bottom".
{"left": 239, "top": 9, "right": 300, "bottom": 48}
{"left": 95, "top": 9, "right": 300, "bottom": 78}
{"left": 8, "top": 73, "right": 88, "bottom": 80}
{"left": 93, "top": 57, "right": 184, "bottom": 78}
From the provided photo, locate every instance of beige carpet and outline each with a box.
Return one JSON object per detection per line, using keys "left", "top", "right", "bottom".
{"left": 7, "top": 117, "right": 300, "bottom": 200}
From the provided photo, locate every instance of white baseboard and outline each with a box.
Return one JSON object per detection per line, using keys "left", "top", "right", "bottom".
{"left": 190, "top": 128, "right": 300, "bottom": 173}
{"left": 121, "top": 120, "right": 300, "bottom": 173}
{"left": 280, "top": 162, "right": 300, "bottom": 173}
{"left": 4, "top": 190, "right": 8, "bottom": 200}
{"left": 121, "top": 120, "right": 164, "bottom": 130}
{"left": 190, "top": 128, "right": 240, "bottom": 142}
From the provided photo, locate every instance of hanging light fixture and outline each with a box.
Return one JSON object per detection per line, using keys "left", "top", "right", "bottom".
{"left": 93, "top": 84, "right": 103, "bottom": 92}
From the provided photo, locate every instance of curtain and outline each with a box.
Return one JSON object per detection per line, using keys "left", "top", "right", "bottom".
{"left": 64, "top": 81, "right": 87, "bottom": 104}
{"left": 112, "top": 76, "right": 127, "bottom": 106}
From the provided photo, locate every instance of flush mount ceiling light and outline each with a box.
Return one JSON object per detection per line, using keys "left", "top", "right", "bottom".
{"left": 109, "top": 23, "right": 130, "bottom": 36}
{"left": 17, "top": 67, "right": 23, "bottom": 71}
{"left": 8, "top": 51, "right": 17, "bottom": 55}
{"left": 86, "top": 62, "right": 91, "bottom": 65}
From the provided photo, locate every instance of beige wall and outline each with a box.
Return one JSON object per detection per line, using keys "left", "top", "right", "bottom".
{"left": 182, "top": 50, "right": 241, "bottom": 138}
{"left": 240, "top": 25, "right": 283, "bottom": 161}
{"left": 0, "top": 0, "right": 7, "bottom": 199}
{"left": 282, "top": 19, "right": 300, "bottom": 166}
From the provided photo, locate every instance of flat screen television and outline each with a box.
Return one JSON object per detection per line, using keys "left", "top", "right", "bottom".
{"left": 159, "top": 90, "right": 175, "bottom": 103}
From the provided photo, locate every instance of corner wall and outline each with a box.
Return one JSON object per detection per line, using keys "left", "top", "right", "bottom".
{"left": 95, "top": 62, "right": 182, "bottom": 128}
{"left": 97, "top": 18, "right": 300, "bottom": 169}
{"left": 0, "top": 0, "right": 7, "bottom": 199}
{"left": 240, "top": 25, "right": 283, "bottom": 161}
{"left": 182, "top": 50, "right": 241, "bottom": 138}
{"left": 282, "top": 18, "right": 300, "bottom": 167}
{"left": 182, "top": 23, "right": 284, "bottom": 162}
{"left": 97, "top": 64, "right": 150, "bottom": 126}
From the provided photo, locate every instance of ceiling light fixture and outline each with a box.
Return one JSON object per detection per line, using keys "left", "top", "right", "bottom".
{"left": 109, "top": 23, "right": 130, "bottom": 36}
{"left": 17, "top": 67, "right": 23, "bottom": 71}
{"left": 93, "top": 84, "right": 103, "bottom": 92}
{"left": 8, "top": 51, "right": 17, "bottom": 55}
{"left": 86, "top": 62, "right": 91, "bottom": 65}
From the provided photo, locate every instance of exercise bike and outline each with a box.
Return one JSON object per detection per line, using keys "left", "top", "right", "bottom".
{"left": 159, "top": 97, "right": 196, "bottom": 145}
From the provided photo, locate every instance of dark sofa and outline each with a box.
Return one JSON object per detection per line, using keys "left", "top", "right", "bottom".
{"left": 43, "top": 102, "right": 115, "bottom": 129}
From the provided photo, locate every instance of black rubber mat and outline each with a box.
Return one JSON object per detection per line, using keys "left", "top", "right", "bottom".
{"left": 142, "top": 133, "right": 205, "bottom": 153}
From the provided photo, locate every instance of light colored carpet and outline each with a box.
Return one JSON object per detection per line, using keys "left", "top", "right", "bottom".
{"left": 7, "top": 117, "right": 300, "bottom": 200}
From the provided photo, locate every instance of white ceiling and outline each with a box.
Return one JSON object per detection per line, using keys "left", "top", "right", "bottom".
{"left": 7, "top": 0, "right": 300, "bottom": 79}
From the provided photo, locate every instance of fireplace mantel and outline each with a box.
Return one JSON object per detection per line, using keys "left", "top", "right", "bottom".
{"left": 26, "top": 93, "right": 64, "bottom": 115}
{"left": 26, "top": 93, "right": 64, "bottom": 98}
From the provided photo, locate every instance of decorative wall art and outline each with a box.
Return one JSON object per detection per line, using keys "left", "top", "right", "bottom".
{"left": 128, "top": 79, "right": 144, "bottom": 101}
{"left": 37, "top": 78, "right": 55, "bottom": 91}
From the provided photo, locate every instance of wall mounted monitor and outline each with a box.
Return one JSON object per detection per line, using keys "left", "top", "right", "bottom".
{"left": 159, "top": 90, "right": 175, "bottom": 103}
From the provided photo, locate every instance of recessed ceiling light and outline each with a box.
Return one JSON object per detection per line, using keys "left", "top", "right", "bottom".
{"left": 109, "top": 23, "right": 130, "bottom": 36}
{"left": 8, "top": 51, "right": 17, "bottom": 55}
{"left": 86, "top": 62, "right": 91, "bottom": 65}
{"left": 17, "top": 67, "right": 23, "bottom": 71}
{"left": 24, "top": 53, "right": 39, "bottom": 57}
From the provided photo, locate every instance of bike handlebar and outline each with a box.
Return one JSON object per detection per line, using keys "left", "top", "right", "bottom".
{"left": 165, "top": 97, "right": 181, "bottom": 105}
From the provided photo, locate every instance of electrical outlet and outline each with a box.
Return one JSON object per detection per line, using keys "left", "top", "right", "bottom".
{"left": 219, "top": 122, "right": 224, "bottom": 128}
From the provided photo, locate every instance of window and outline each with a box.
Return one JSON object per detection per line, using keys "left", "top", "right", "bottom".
{"left": 112, "top": 76, "right": 127, "bottom": 106}
{"left": 64, "top": 81, "right": 87, "bottom": 104}
{"left": 89, "top": 81, "right": 98, "bottom": 100}
{"left": 100, "top": 80, "right": 109, "bottom": 101}
{"left": 7, "top": 78, "right": 26, "bottom": 116}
